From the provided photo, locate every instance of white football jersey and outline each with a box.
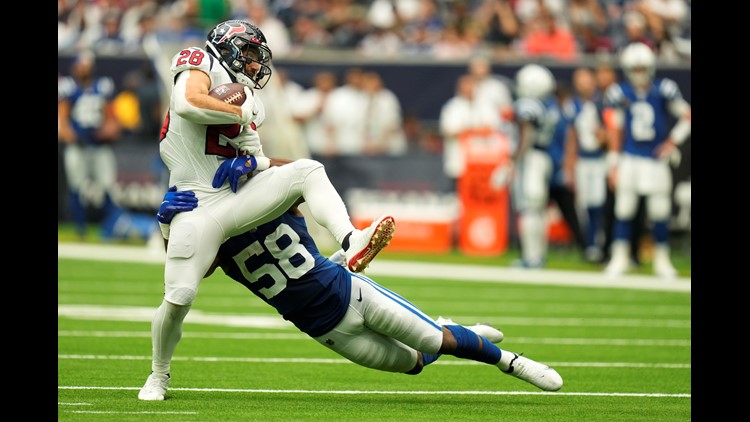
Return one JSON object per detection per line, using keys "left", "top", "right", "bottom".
{"left": 159, "top": 46, "right": 264, "bottom": 193}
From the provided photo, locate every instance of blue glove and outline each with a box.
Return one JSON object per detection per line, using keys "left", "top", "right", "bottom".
{"left": 212, "top": 155, "right": 258, "bottom": 193}
{"left": 156, "top": 186, "right": 199, "bottom": 224}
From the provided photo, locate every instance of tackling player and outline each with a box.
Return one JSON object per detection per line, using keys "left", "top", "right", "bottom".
{"left": 139, "top": 20, "right": 396, "bottom": 400}
{"left": 150, "top": 186, "right": 563, "bottom": 398}
{"left": 603, "top": 42, "right": 691, "bottom": 278}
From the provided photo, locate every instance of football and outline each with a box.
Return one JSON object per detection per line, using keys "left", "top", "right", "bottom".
{"left": 208, "top": 82, "right": 248, "bottom": 106}
{"left": 208, "top": 83, "right": 249, "bottom": 132}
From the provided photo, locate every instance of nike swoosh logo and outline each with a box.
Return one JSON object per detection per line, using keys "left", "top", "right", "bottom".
{"left": 356, "top": 288, "right": 362, "bottom": 302}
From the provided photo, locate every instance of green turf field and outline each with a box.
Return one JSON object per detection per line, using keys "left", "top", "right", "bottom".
{"left": 58, "top": 249, "right": 691, "bottom": 421}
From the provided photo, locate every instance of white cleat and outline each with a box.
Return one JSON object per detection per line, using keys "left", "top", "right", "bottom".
{"left": 500, "top": 352, "right": 563, "bottom": 392}
{"left": 345, "top": 215, "right": 395, "bottom": 273}
{"left": 138, "top": 372, "right": 170, "bottom": 401}
{"left": 654, "top": 260, "right": 677, "bottom": 279}
{"left": 436, "top": 316, "right": 504, "bottom": 343}
{"left": 605, "top": 255, "right": 630, "bottom": 278}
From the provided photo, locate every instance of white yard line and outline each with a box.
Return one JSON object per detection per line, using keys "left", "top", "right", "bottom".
{"left": 58, "top": 242, "right": 690, "bottom": 293}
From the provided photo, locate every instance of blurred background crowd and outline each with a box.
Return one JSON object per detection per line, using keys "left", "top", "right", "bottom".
{"left": 58, "top": 0, "right": 691, "bottom": 63}
{"left": 57, "top": 0, "right": 691, "bottom": 275}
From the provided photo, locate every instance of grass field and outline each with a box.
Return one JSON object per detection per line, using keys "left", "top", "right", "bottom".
{"left": 58, "top": 239, "right": 691, "bottom": 421}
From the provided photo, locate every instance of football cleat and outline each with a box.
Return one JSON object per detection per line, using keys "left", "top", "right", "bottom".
{"left": 500, "top": 352, "right": 563, "bottom": 391}
{"left": 344, "top": 215, "right": 395, "bottom": 273}
{"left": 436, "top": 316, "right": 504, "bottom": 343}
{"left": 138, "top": 372, "right": 170, "bottom": 401}
{"left": 604, "top": 255, "right": 631, "bottom": 278}
{"left": 653, "top": 258, "right": 677, "bottom": 279}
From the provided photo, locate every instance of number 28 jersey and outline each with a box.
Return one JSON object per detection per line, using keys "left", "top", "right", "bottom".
{"left": 159, "top": 46, "right": 264, "bottom": 193}
{"left": 218, "top": 212, "right": 351, "bottom": 337}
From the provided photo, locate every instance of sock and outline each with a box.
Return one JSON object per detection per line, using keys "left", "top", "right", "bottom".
{"left": 301, "top": 166, "right": 356, "bottom": 245}
{"left": 68, "top": 190, "right": 87, "bottom": 237}
{"left": 421, "top": 352, "right": 442, "bottom": 366}
{"left": 151, "top": 300, "right": 191, "bottom": 375}
{"left": 496, "top": 349, "right": 517, "bottom": 372}
{"left": 652, "top": 221, "right": 669, "bottom": 244}
{"left": 444, "top": 325, "right": 501, "bottom": 365}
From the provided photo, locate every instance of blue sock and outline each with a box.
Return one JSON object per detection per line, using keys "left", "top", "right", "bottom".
{"left": 652, "top": 221, "right": 669, "bottom": 244}
{"left": 444, "top": 325, "right": 501, "bottom": 365}
{"left": 421, "top": 352, "right": 442, "bottom": 366}
{"left": 68, "top": 191, "right": 87, "bottom": 237}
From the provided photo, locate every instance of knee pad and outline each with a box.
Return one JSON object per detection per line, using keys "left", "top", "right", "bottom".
{"left": 165, "top": 286, "right": 198, "bottom": 306}
{"left": 614, "top": 191, "right": 638, "bottom": 220}
{"left": 647, "top": 194, "right": 671, "bottom": 221}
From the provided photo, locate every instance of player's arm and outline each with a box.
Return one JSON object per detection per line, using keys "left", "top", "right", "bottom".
{"left": 57, "top": 99, "right": 76, "bottom": 144}
{"left": 667, "top": 99, "right": 691, "bottom": 145}
{"left": 563, "top": 123, "right": 577, "bottom": 188}
{"left": 172, "top": 69, "right": 256, "bottom": 126}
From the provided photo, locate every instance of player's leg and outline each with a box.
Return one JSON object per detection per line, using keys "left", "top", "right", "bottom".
{"left": 642, "top": 160, "right": 677, "bottom": 278}
{"left": 314, "top": 275, "right": 494, "bottom": 375}
{"left": 63, "top": 143, "right": 88, "bottom": 239}
{"left": 606, "top": 154, "right": 640, "bottom": 276}
{"left": 518, "top": 151, "right": 552, "bottom": 268}
{"left": 139, "top": 208, "right": 226, "bottom": 400}
{"left": 345, "top": 274, "right": 562, "bottom": 391}
{"left": 92, "top": 145, "right": 125, "bottom": 240}
{"left": 577, "top": 158, "right": 607, "bottom": 262}
{"left": 226, "top": 159, "right": 394, "bottom": 272}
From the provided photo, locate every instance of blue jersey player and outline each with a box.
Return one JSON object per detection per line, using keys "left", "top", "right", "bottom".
{"left": 603, "top": 42, "right": 691, "bottom": 278}
{"left": 58, "top": 50, "right": 123, "bottom": 240}
{"left": 154, "top": 186, "right": 564, "bottom": 398}
{"left": 567, "top": 67, "right": 610, "bottom": 263}
{"left": 492, "top": 64, "right": 561, "bottom": 268}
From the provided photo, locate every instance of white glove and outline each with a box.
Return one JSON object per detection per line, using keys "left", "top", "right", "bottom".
{"left": 221, "top": 124, "right": 262, "bottom": 155}
{"left": 238, "top": 125, "right": 263, "bottom": 156}
{"left": 328, "top": 249, "right": 346, "bottom": 267}
{"left": 490, "top": 162, "right": 514, "bottom": 190}
{"left": 238, "top": 86, "right": 257, "bottom": 126}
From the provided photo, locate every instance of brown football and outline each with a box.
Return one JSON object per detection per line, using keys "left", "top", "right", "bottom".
{"left": 208, "top": 82, "right": 248, "bottom": 105}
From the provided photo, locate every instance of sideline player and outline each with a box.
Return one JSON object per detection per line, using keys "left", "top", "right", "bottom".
{"left": 603, "top": 42, "right": 690, "bottom": 278}
{"left": 58, "top": 50, "right": 123, "bottom": 240}
{"left": 152, "top": 186, "right": 563, "bottom": 397}
{"left": 491, "top": 64, "right": 561, "bottom": 268}
{"left": 139, "top": 20, "right": 395, "bottom": 400}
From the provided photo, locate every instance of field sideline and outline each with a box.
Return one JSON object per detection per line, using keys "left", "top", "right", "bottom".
{"left": 58, "top": 242, "right": 691, "bottom": 293}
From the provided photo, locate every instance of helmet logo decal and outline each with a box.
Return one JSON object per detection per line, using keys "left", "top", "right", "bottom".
{"left": 214, "top": 22, "right": 246, "bottom": 44}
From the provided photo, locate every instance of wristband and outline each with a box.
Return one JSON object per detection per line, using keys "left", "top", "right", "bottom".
{"left": 605, "top": 151, "right": 620, "bottom": 171}
{"left": 255, "top": 156, "right": 271, "bottom": 171}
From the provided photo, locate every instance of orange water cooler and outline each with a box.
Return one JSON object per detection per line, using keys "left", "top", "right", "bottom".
{"left": 457, "top": 128, "right": 512, "bottom": 256}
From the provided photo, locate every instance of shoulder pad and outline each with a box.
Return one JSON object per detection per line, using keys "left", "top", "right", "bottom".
{"left": 170, "top": 47, "right": 214, "bottom": 81}
{"left": 658, "top": 78, "right": 682, "bottom": 101}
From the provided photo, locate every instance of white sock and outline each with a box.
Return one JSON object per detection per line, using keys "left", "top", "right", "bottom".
{"left": 151, "top": 300, "right": 191, "bottom": 375}
{"left": 520, "top": 210, "right": 545, "bottom": 264}
{"left": 301, "top": 166, "right": 356, "bottom": 245}
{"left": 496, "top": 349, "right": 516, "bottom": 371}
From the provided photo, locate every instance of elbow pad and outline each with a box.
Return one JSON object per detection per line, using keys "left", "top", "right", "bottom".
{"left": 172, "top": 73, "right": 242, "bottom": 126}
